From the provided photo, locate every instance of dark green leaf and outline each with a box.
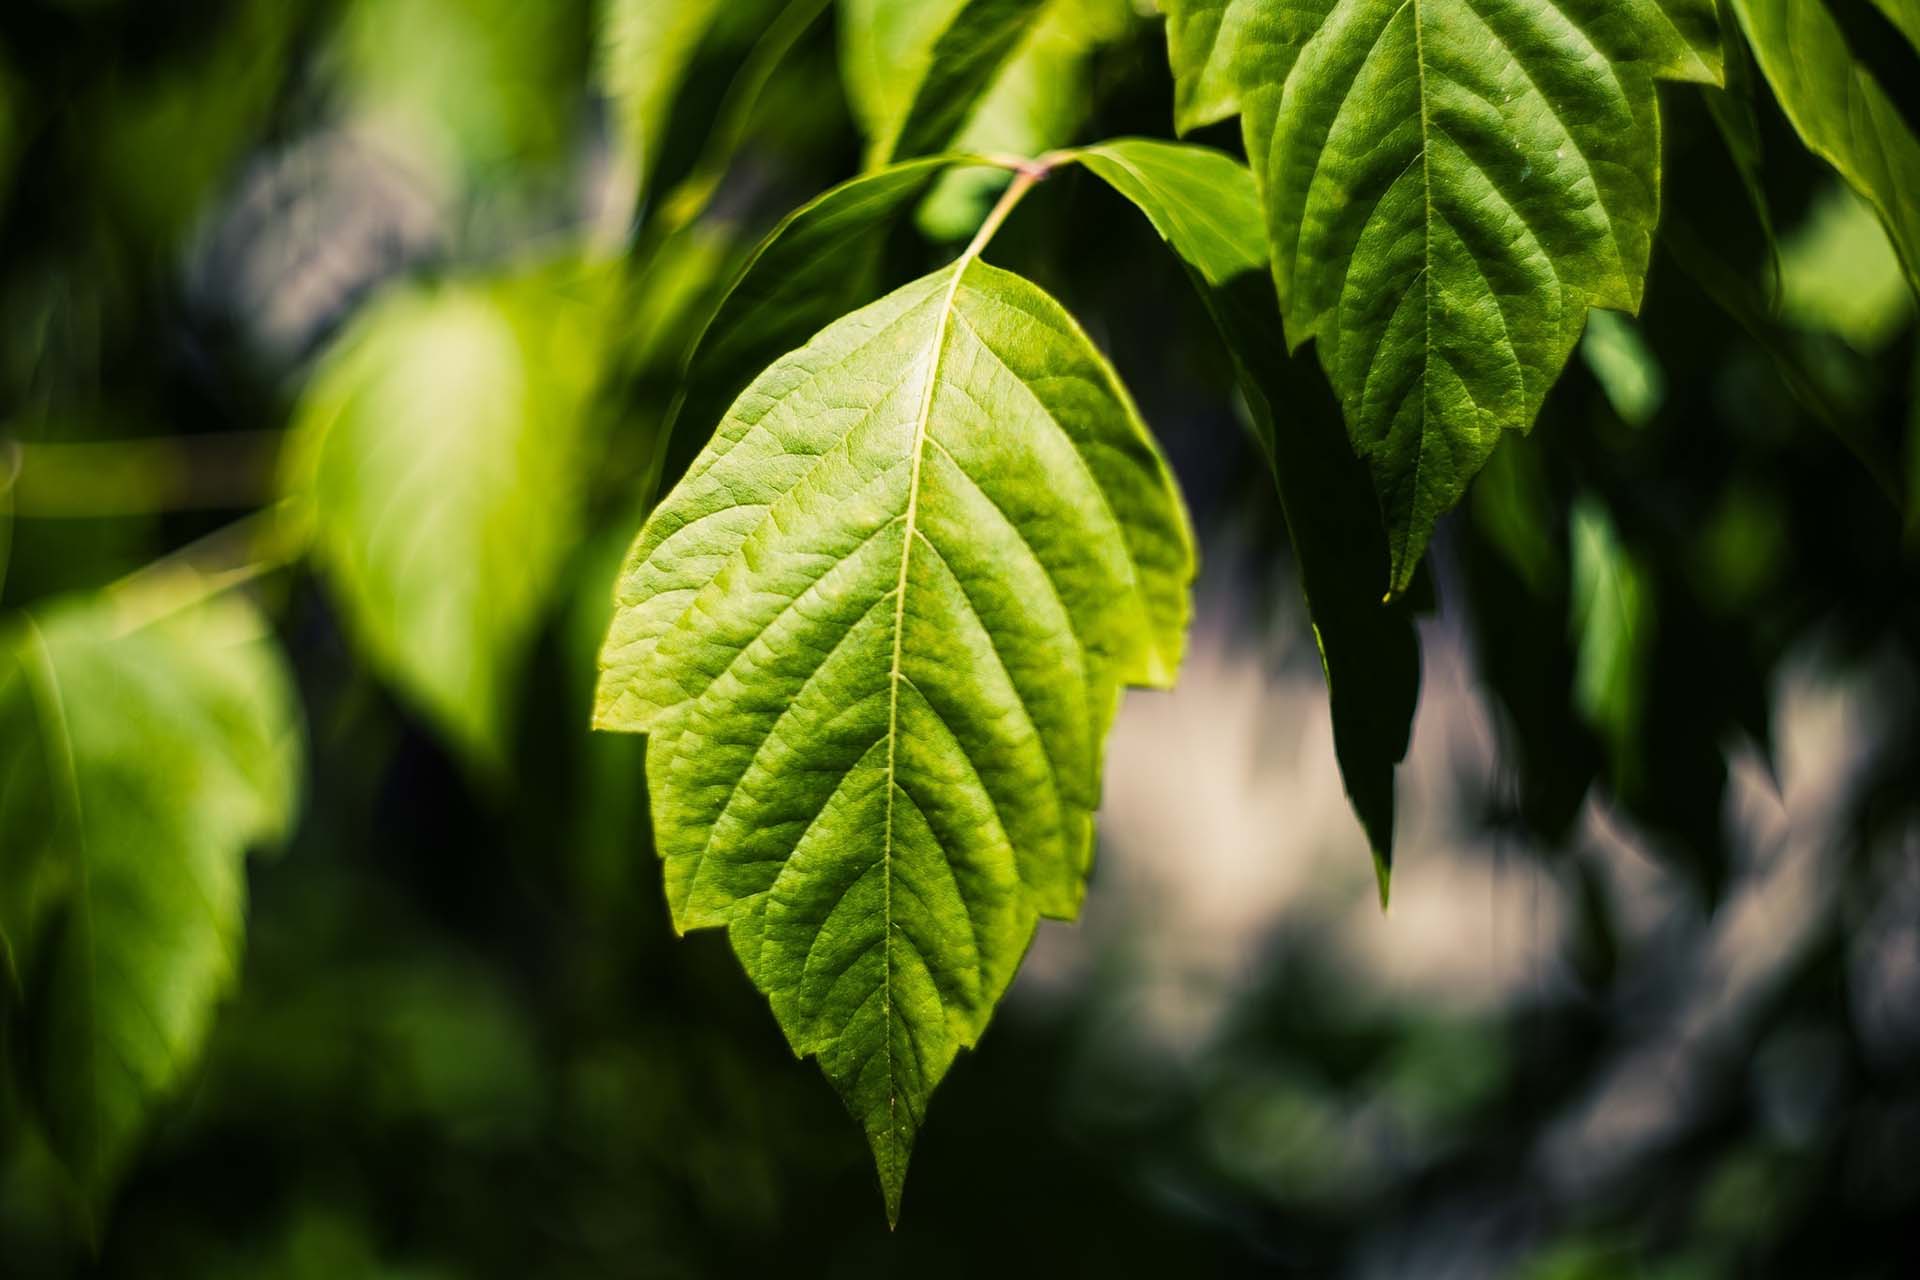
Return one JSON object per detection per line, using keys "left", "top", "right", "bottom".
{"left": 1163, "top": 0, "right": 1725, "bottom": 591}
{"left": 1073, "top": 137, "right": 1418, "bottom": 893}
{"left": 1730, "top": 0, "right": 1920, "bottom": 299}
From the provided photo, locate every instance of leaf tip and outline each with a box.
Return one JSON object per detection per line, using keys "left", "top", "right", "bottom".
{"left": 1373, "top": 854, "right": 1392, "bottom": 913}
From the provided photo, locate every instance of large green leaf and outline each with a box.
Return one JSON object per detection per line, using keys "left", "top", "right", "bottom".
{"left": 0, "top": 594, "right": 301, "bottom": 1209}
{"left": 1730, "top": 0, "right": 1920, "bottom": 299}
{"left": 596, "top": 258, "right": 1194, "bottom": 1221}
{"left": 284, "top": 265, "right": 610, "bottom": 767}
{"left": 1162, "top": 0, "right": 1724, "bottom": 591}
{"left": 1072, "top": 137, "right": 1418, "bottom": 892}
{"left": 839, "top": 0, "right": 1049, "bottom": 164}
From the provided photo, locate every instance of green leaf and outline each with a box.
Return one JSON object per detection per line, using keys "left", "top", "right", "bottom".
{"left": 1568, "top": 496, "right": 1653, "bottom": 793}
{"left": 839, "top": 0, "right": 1049, "bottom": 164}
{"left": 1731, "top": 0, "right": 1920, "bottom": 301}
{"left": 1163, "top": 0, "right": 1724, "bottom": 591}
{"left": 599, "top": 0, "right": 725, "bottom": 197}
{"left": 0, "top": 594, "right": 301, "bottom": 1210}
{"left": 918, "top": 0, "right": 1135, "bottom": 238}
{"left": 595, "top": 257, "right": 1195, "bottom": 1222}
{"left": 284, "top": 265, "right": 610, "bottom": 768}
{"left": 1072, "top": 137, "right": 1418, "bottom": 889}
{"left": 658, "top": 154, "right": 972, "bottom": 491}
{"left": 1872, "top": 0, "right": 1920, "bottom": 52}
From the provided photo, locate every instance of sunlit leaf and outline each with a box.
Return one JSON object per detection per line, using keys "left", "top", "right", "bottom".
{"left": 658, "top": 154, "right": 972, "bottom": 489}
{"left": 0, "top": 594, "right": 301, "bottom": 1209}
{"left": 1730, "top": 0, "right": 1920, "bottom": 300}
{"left": 1162, "top": 0, "right": 1725, "bottom": 591}
{"left": 839, "top": 0, "right": 1048, "bottom": 164}
{"left": 1580, "top": 310, "right": 1666, "bottom": 427}
{"left": 284, "top": 265, "right": 611, "bottom": 767}
{"left": 1778, "top": 182, "right": 1915, "bottom": 352}
{"left": 1073, "top": 137, "right": 1418, "bottom": 893}
{"left": 596, "top": 258, "right": 1195, "bottom": 1221}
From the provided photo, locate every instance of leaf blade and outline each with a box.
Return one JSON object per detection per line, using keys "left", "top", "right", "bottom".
{"left": 597, "top": 260, "right": 1194, "bottom": 1220}
{"left": 1072, "top": 136, "right": 1420, "bottom": 876}
{"left": 1164, "top": 0, "right": 1725, "bottom": 591}
{"left": 0, "top": 595, "right": 301, "bottom": 1210}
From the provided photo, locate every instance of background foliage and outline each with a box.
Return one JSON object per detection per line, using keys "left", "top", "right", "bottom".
{"left": 1, "top": 0, "right": 1918, "bottom": 1274}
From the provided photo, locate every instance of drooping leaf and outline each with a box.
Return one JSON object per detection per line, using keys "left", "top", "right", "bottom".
{"left": 839, "top": 0, "right": 1049, "bottom": 164}
{"left": 1072, "top": 137, "right": 1418, "bottom": 892}
{"left": 918, "top": 0, "right": 1135, "bottom": 239}
{"left": 1730, "top": 0, "right": 1920, "bottom": 300}
{"left": 596, "top": 258, "right": 1195, "bottom": 1221}
{"left": 0, "top": 594, "right": 301, "bottom": 1209}
{"left": 599, "top": 0, "right": 726, "bottom": 198}
{"left": 657, "top": 154, "right": 974, "bottom": 491}
{"left": 1162, "top": 0, "right": 1725, "bottom": 591}
{"left": 1702, "top": 0, "right": 1780, "bottom": 295}
{"left": 284, "top": 265, "right": 611, "bottom": 767}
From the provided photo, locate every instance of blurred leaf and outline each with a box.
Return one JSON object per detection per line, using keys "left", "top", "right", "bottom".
{"left": 0, "top": 593, "right": 301, "bottom": 1211}
{"left": 918, "top": 0, "right": 1134, "bottom": 239}
{"left": 1569, "top": 496, "right": 1654, "bottom": 794}
{"left": 1871, "top": 0, "right": 1920, "bottom": 52}
{"left": 1581, "top": 310, "right": 1667, "bottom": 428}
{"left": 1778, "top": 182, "right": 1915, "bottom": 352}
{"left": 1731, "top": 0, "right": 1920, "bottom": 299}
{"left": 284, "top": 263, "right": 613, "bottom": 768}
{"left": 1074, "top": 136, "right": 1418, "bottom": 892}
{"left": 838, "top": 0, "right": 1048, "bottom": 164}
{"left": 1161, "top": 0, "right": 1726, "bottom": 593}
{"left": 330, "top": 0, "right": 590, "bottom": 183}
{"left": 595, "top": 260, "right": 1194, "bottom": 1222}
{"left": 599, "top": 0, "right": 726, "bottom": 201}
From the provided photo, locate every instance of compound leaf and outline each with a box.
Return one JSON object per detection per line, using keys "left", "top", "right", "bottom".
{"left": 0, "top": 594, "right": 301, "bottom": 1211}
{"left": 1073, "top": 136, "right": 1418, "bottom": 890}
{"left": 1163, "top": 0, "right": 1725, "bottom": 592}
{"left": 839, "top": 0, "right": 1048, "bottom": 164}
{"left": 1730, "top": 0, "right": 1920, "bottom": 299}
{"left": 596, "top": 258, "right": 1194, "bottom": 1221}
{"left": 284, "top": 266, "right": 610, "bottom": 768}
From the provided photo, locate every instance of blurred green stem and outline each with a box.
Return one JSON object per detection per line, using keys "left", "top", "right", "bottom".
{"left": 1, "top": 430, "right": 282, "bottom": 518}
{"left": 102, "top": 503, "right": 307, "bottom": 633}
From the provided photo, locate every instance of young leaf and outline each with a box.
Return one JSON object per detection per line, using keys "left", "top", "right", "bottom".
{"left": 1162, "top": 0, "right": 1725, "bottom": 592}
{"left": 0, "top": 594, "right": 301, "bottom": 1211}
{"left": 283, "top": 266, "right": 609, "bottom": 769}
{"left": 839, "top": 0, "right": 1048, "bottom": 164}
{"left": 596, "top": 258, "right": 1195, "bottom": 1222}
{"left": 1072, "top": 137, "right": 1419, "bottom": 892}
{"left": 1730, "top": 0, "right": 1920, "bottom": 299}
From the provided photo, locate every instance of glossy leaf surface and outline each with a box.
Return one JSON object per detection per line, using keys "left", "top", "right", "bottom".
{"left": 1731, "top": 0, "right": 1920, "bottom": 298}
{"left": 596, "top": 259, "right": 1194, "bottom": 1220}
{"left": 1073, "top": 137, "right": 1418, "bottom": 887}
{"left": 1163, "top": 0, "right": 1723, "bottom": 590}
